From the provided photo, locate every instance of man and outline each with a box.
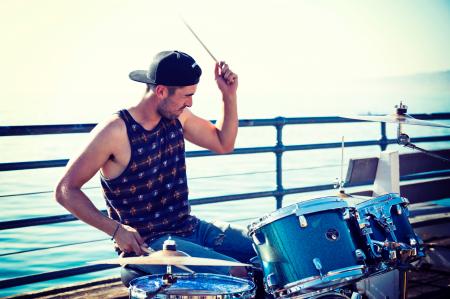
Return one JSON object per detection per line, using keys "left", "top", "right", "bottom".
{"left": 55, "top": 50, "right": 255, "bottom": 282}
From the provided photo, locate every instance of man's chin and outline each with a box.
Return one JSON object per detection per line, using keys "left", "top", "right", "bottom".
{"left": 163, "top": 113, "right": 180, "bottom": 120}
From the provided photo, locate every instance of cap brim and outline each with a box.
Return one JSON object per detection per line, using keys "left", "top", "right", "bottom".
{"left": 129, "top": 70, "right": 155, "bottom": 84}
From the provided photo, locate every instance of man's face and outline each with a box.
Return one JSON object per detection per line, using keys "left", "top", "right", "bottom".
{"left": 157, "top": 85, "right": 197, "bottom": 120}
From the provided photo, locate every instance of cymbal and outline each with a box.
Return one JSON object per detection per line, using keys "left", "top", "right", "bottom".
{"left": 92, "top": 249, "right": 251, "bottom": 267}
{"left": 342, "top": 113, "right": 450, "bottom": 128}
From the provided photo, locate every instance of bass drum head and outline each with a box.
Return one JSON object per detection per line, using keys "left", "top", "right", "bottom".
{"left": 129, "top": 273, "right": 255, "bottom": 298}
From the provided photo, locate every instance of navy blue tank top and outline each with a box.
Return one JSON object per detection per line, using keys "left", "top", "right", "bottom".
{"left": 100, "top": 110, "right": 198, "bottom": 242}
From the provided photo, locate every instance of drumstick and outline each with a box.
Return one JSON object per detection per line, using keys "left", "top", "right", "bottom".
{"left": 180, "top": 16, "right": 218, "bottom": 63}
{"left": 180, "top": 16, "right": 235, "bottom": 84}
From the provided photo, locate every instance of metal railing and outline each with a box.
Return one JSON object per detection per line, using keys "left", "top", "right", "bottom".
{"left": 1, "top": 113, "right": 450, "bottom": 290}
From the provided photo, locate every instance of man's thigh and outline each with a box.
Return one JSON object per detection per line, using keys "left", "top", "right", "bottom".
{"left": 197, "top": 220, "right": 256, "bottom": 263}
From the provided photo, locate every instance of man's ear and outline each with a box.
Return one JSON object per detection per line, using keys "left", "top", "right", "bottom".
{"left": 154, "top": 85, "right": 168, "bottom": 99}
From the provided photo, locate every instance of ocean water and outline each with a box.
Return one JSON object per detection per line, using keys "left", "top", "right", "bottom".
{"left": 1, "top": 87, "right": 450, "bottom": 297}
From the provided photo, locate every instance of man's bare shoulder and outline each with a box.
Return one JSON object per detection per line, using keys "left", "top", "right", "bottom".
{"left": 178, "top": 107, "right": 194, "bottom": 127}
{"left": 91, "top": 113, "right": 126, "bottom": 139}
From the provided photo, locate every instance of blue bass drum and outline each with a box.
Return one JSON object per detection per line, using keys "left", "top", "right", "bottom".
{"left": 248, "top": 197, "right": 367, "bottom": 298}
{"left": 129, "top": 273, "right": 255, "bottom": 299}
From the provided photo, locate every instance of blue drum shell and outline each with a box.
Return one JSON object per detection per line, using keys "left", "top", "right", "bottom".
{"left": 250, "top": 199, "right": 363, "bottom": 291}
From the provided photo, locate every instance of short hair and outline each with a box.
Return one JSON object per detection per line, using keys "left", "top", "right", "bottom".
{"left": 146, "top": 84, "right": 179, "bottom": 95}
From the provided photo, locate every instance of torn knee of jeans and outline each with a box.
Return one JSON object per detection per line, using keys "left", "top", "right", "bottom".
{"left": 213, "top": 233, "right": 226, "bottom": 246}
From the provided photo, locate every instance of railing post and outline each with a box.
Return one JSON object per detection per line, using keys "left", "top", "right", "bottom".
{"left": 275, "top": 117, "right": 285, "bottom": 209}
{"left": 380, "top": 122, "right": 388, "bottom": 151}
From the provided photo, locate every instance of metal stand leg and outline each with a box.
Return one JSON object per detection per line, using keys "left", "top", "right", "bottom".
{"left": 400, "top": 269, "right": 408, "bottom": 299}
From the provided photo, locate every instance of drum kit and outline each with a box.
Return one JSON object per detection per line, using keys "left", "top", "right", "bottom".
{"left": 92, "top": 103, "right": 448, "bottom": 298}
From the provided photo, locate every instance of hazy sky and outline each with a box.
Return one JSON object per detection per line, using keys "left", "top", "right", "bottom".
{"left": 1, "top": 0, "right": 449, "bottom": 124}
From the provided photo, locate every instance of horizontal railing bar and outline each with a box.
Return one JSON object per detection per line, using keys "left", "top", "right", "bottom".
{"left": 2, "top": 135, "right": 450, "bottom": 171}
{"left": 0, "top": 238, "right": 107, "bottom": 257}
{"left": 0, "top": 165, "right": 344, "bottom": 198}
{"left": 1, "top": 113, "right": 449, "bottom": 136}
{"left": 4, "top": 168, "right": 448, "bottom": 231}
{"left": 0, "top": 186, "right": 341, "bottom": 230}
{"left": 0, "top": 159, "right": 68, "bottom": 171}
{"left": 0, "top": 264, "right": 117, "bottom": 289}
{"left": 0, "top": 213, "right": 100, "bottom": 230}
{"left": 0, "top": 124, "right": 97, "bottom": 136}
{"left": 0, "top": 117, "right": 360, "bottom": 136}
{"left": 401, "top": 169, "right": 450, "bottom": 181}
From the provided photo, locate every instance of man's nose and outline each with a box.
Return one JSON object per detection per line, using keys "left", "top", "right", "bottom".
{"left": 185, "top": 97, "right": 193, "bottom": 107}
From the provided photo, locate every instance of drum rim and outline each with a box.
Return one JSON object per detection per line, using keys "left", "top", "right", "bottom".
{"left": 248, "top": 196, "right": 350, "bottom": 233}
{"left": 274, "top": 265, "right": 366, "bottom": 297}
{"left": 129, "top": 273, "right": 255, "bottom": 296}
{"left": 355, "top": 193, "right": 407, "bottom": 209}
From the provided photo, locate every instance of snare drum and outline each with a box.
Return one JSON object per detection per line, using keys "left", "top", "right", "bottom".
{"left": 129, "top": 273, "right": 255, "bottom": 299}
{"left": 248, "top": 197, "right": 367, "bottom": 298}
{"left": 355, "top": 193, "right": 423, "bottom": 269}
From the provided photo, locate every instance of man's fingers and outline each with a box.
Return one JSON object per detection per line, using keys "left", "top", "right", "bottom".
{"left": 131, "top": 241, "right": 142, "bottom": 255}
{"left": 140, "top": 245, "right": 152, "bottom": 254}
{"left": 215, "top": 61, "right": 237, "bottom": 86}
{"left": 134, "top": 231, "right": 145, "bottom": 245}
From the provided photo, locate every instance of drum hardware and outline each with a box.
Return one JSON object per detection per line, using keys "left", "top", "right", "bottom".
{"left": 388, "top": 249, "right": 397, "bottom": 261}
{"left": 395, "top": 204, "right": 402, "bottom": 215}
{"left": 350, "top": 292, "right": 362, "bottom": 299}
{"left": 251, "top": 231, "right": 266, "bottom": 245}
{"left": 398, "top": 246, "right": 414, "bottom": 264}
{"left": 267, "top": 272, "right": 279, "bottom": 289}
{"left": 355, "top": 193, "right": 425, "bottom": 275}
{"left": 335, "top": 136, "right": 353, "bottom": 199}
{"left": 375, "top": 216, "right": 398, "bottom": 242}
{"left": 299, "top": 215, "right": 308, "bottom": 228}
{"left": 342, "top": 209, "right": 351, "bottom": 220}
{"left": 313, "top": 258, "right": 324, "bottom": 278}
{"left": 354, "top": 250, "right": 366, "bottom": 262}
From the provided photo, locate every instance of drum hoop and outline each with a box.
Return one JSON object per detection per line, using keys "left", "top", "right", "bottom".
{"left": 129, "top": 273, "right": 255, "bottom": 298}
{"left": 249, "top": 197, "right": 349, "bottom": 233}
{"left": 356, "top": 193, "right": 406, "bottom": 209}
{"left": 276, "top": 265, "right": 366, "bottom": 297}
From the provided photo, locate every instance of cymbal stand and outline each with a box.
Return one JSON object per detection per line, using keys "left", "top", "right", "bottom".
{"left": 335, "top": 136, "right": 347, "bottom": 196}
{"left": 395, "top": 102, "right": 450, "bottom": 163}
{"left": 162, "top": 238, "right": 177, "bottom": 285}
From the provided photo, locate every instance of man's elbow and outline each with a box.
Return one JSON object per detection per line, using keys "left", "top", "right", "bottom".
{"left": 215, "top": 145, "right": 235, "bottom": 154}
{"left": 54, "top": 180, "right": 69, "bottom": 207}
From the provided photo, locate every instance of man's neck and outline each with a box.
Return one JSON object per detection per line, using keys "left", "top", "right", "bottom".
{"left": 129, "top": 95, "right": 162, "bottom": 131}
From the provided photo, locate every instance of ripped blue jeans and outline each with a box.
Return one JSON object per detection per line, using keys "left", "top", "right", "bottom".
{"left": 129, "top": 219, "right": 256, "bottom": 275}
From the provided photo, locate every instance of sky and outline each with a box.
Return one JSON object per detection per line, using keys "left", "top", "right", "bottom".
{"left": 0, "top": 0, "right": 449, "bottom": 124}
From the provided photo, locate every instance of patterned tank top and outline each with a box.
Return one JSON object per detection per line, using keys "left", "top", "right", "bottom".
{"left": 100, "top": 110, "right": 198, "bottom": 242}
